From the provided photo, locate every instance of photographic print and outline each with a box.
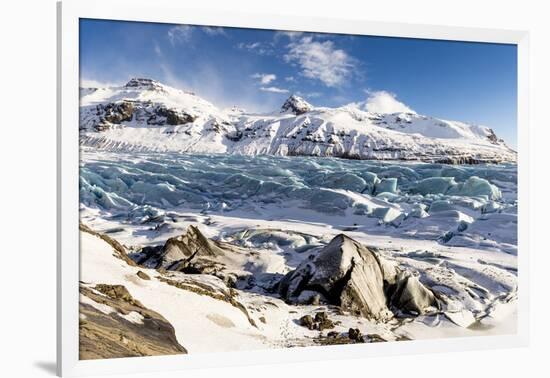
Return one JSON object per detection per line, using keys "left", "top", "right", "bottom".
{"left": 77, "top": 19, "right": 518, "bottom": 360}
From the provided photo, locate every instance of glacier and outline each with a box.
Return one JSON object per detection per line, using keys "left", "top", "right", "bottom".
{"left": 80, "top": 149, "right": 516, "bottom": 252}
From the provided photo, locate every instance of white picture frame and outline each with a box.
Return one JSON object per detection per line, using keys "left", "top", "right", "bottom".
{"left": 57, "top": 0, "right": 530, "bottom": 376}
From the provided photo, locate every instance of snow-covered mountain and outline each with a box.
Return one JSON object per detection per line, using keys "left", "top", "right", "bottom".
{"left": 79, "top": 78, "right": 516, "bottom": 164}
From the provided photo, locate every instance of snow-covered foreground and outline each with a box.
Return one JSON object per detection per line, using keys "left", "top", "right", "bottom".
{"left": 79, "top": 150, "right": 517, "bottom": 356}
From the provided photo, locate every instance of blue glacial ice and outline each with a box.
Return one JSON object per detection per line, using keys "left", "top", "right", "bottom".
{"left": 447, "top": 176, "right": 502, "bottom": 200}
{"left": 412, "top": 177, "right": 457, "bottom": 195}
{"left": 374, "top": 178, "right": 398, "bottom": 195}
{"left": 80, "top": 150, "right": 517, "bottom": 250}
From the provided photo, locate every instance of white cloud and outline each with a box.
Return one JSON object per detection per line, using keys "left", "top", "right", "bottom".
{"left": 274, "top": 31, "right": 303, "bottom": 40}
{"left": 153, "top": 42, "right": 163, "bottom": 58}
{"left": 168, "top": 25, "right": 228, "bottom": 45}
{"left": 80, "top": 78, "right": 118, "bottom": 88}
{"left": 296, "top": 91, "right": 322, "bottom": 99}
{"left": 238, "top": 42, "right": 260, "bottom": 49}
{"left": 260, "top": 86, "right": 289, "bottom": 94}
{"left": 364, "top": 91, "right": 416, "bottom": 114}
{"left": 201, "top": 26, "right": 227, "bottom": 36}
{"left": 159, "top": 61, "right": 281, "bottom": 113}
{"left": 284, "top": 36, "right": 354, "bottom": 87}
{"left": 237, "top": 41, "right": 274, "bottom": 55}
{"left": 251, "top": 73, "right": 277, "bottom": 85}
{"left": 167, "top": 25, "right": 193, "bottom": 45}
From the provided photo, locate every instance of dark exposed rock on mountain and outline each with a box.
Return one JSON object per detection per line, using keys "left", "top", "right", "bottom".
{"left": 278, "top": 234, "right": 439, "bottom": 320}
{"left": 91, "top": 101, "right": 134, "bottom": 131}
{"left": 146, "top": 105, "right": 196, "bottom": 126}
{"left": 486, "top": 128, "right": 505, "bottom": 145}
{"left": 280, "top": 94, "right": 313, "bottom": 115}
{"left": 86, "top": 101, "right": 197, "bottom": 130}
{"left": 79, "top": 285, "right": 187, "bottom": 359}
{"left": 124, "top": 77, "right": 166, "bottom": 91}
{"left": 102, "top": 101, "right": 134, "bottom": 124}
{"left": 81, "top": 79, "right": 200, "bottom": 131}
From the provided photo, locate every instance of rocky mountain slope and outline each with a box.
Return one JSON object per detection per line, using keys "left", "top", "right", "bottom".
{"left": 79, "top": 78, "right": 516, "bottom": 164}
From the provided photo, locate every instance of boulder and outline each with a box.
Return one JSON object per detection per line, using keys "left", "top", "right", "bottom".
{"left": 348, "top": 328, "right": 364, "bottom": 342}
{"left": 94, "top": 284, "right": 141, "bottom": 306}
{"left": 297, "top": 312, "right": 335, "bottom": 331}
{"left": 315, "top": 312, "right": 335, "bottom": 331}
{"left": 299, "top": 315, "right": 315, "bottom": 330}
{"left": 278, "top": 234, "right": 438, "bottom": 321}
{"left": 387, "top": 272, "right": 438, "bottom": 315}
{"left": 153, "top": 225, "right": 225, "bottom": 271}
{"left": 136, "top": 270, "right": 151, "bottom": 280}
{"left": 278, "top": 234, "right": 393, "bottom": 321}
{"left": 130, "top": 226, "right": 243, "bottom": 280}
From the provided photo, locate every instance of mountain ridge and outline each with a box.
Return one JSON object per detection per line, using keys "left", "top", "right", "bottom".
{"left": 79, "top": 78, "right": 516, "bottom": 164}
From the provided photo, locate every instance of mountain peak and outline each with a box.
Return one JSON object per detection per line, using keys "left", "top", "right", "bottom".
{"left": 281, "top": 94, "right": 313, "bottom": 115}
{"left": 124, "top": 78, "right": 164, "bottom": 90}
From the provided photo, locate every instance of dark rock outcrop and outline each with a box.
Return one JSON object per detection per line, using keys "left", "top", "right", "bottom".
{"left": 124, "top": 78, "right": 165, "bottom": 91}
{"left": 299, "top": 314, "right": 315, "bottom": 330}
{"left": 279, "top": 234, "right": 393, "bottom": 321}
{"left": 278, "top": 234, "right": 438, "bottom": 321}
{"left": 298, "top": 312, "right": 335, "bottom": 331}
{"left": 387, "top": 272, "right": 438, "bottom": 315}
{"left": 348, "top": 328, "right": 364, "bottom": 342}
{"left": 131, "top": 225, "right": 228, "bottom": 275}
{"left": 486, "top": 128, "right": 505, "bottom": 145}
{"left": 146, "top": 105, "right": 196, "bottom": 126}
{"left": 85, "top": 97, "right": 196, "bottom": 131}
{"left": 79, "top": 285, "right": 186, "bottom": 359}
{"left": 93, "top": 101, "right": 134, "bottom": 130}
{"left": 103, "top": 102, "right": 134, "bottom": 124}
{"left": 281, "top": 95, "right": 313, "bottom": 115}
{"left": 136, "top": 271, "right": 151, "bottom": 280}
{"left": 93, "top": 284, "right": 142, "bottom": 306}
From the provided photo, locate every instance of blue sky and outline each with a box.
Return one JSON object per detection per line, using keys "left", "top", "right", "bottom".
{"left": 80, "top": 19, "right": 518, "bottom": 147}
